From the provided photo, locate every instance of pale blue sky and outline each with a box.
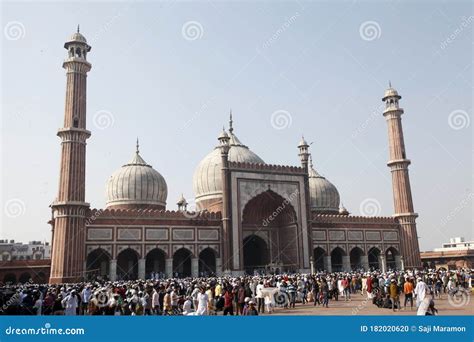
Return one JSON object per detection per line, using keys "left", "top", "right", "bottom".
{"left": 1, "top": 0, "right": 472, "bottom": 250}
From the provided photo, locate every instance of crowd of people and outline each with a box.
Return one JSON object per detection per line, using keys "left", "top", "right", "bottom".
{"left": 0, "top": 268, "right": 471, "bottom": 316}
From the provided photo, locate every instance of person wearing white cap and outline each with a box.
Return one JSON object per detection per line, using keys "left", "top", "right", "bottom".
{"left": 244, "top": 300, "right": 258, "bottom": 316}
{"left": 62, "top": 289, "right": 78, "bottom": 316}
{"left": 414, "top": 277, "right": 429, "bottom": 307}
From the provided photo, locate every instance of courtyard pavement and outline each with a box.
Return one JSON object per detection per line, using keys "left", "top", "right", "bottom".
{"left": 267, "top": 292, "right": 473, "bottom": 316}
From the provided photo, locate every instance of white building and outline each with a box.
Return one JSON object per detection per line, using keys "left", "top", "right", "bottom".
{"left": 0, "top": 240, "right": 51, "bottom": 261}
{"left": 434, "top": 237, "right": 474, "bottom": 252}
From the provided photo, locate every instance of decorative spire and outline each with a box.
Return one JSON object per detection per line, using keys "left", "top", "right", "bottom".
{"left": 77, "top": 24, "right": 80, "bottom": 33}
{"left": 389, "top": 80, "right": 392, "bottom": 88}
{"left": 136, "top": 137, "right": 140, "bottom": 154}
{"left": 229, "top": 109, "right": 233, "bottom": 134}
{"left": 309, "top": 154, "right": 314, "bottom": 169}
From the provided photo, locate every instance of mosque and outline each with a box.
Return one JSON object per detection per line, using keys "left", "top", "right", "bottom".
{"left": 48, "top": 29, "right": 422, "bottom": 283}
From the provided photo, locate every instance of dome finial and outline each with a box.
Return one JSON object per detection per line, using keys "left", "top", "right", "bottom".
{"left": 77, "top": 24, "right": 80, "bottom": 33}
{"left": 309, "top": 154, "right": 314, "bottom": 169}
{"left": 229, "top": 109, "right": 233, "bottom": 134}
{"left": 136, "top": 137, "right": 140, "bottom": 154}
{"left": 389, "top": 80, "right": 392, "bottom": 88}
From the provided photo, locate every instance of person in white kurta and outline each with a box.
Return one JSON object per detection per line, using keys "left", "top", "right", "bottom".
{"left": 361, "top": 277, "right": 367, "bottom": 295}
{"left": 182, "top": 297, "right": 194, "bottom": 315}
{"left": 62, "top": 290, "right": 78, "bottom": 316}
{"left": 196, "top": 289, "right": 209, "bottom": 315}
{"left": 414, "top": 278, "right": 429, "bottom": 307}
{"left": 337, "top": 279, "right": 344, "bottom": 296}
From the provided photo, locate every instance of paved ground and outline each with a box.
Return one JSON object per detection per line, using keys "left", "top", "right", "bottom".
{"left": 267, "top": 292, "right": 473, "bottom": 316}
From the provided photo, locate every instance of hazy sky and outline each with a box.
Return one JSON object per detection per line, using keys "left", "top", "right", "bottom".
{"left": 1, "top": 0, "right": 472, "bottom": 251}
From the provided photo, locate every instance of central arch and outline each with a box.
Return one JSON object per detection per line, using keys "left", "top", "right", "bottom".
{"left": 242, "top": 189, "right": 298, "bottom": 273}
{"left": 173, "top": 248, "right": 192, "bottom": 278}
{"left": 117, "top": 248, "right": 139, "bottom": 280}
{"left": 243, "top": 235, "right": 269, "bottom": 274}
{"left": 86, "top": 248, "right": 111, "bottom": 280}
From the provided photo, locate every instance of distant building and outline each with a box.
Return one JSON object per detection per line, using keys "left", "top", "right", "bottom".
{"left": 436, "top": 237, "right": 474, "bottom": 251}
{"left": 421, "top": 237, "right": 473, "bottom": 270}
{"left": 0, "top": 240, "right": 51, "bottom": 261}
{"left": 0, "top": 240, "right": 51, "bottom": 284}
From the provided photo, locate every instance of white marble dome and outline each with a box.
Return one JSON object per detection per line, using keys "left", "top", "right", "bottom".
{"left": 106, "top": 148, "right": 167, "bottom": 210}
{"left": 193, "top": 127, "right": 264, "bottom": 207}
{"left": 308, "top": 160, "right": 340, "bottom": 213}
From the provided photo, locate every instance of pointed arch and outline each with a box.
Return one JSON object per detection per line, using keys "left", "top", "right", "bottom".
{"left": 117, "top": 248, "right": 139, "bottom": 280}
{"left": 330, "top": 247, "right": 346, "bottom": 272}
{"left": 386, "top": 247, "right": 399, "bottom": 270}
{"left": 312, "top": 247, "right": 326, "bottom": 271}
{"left": 86, "top": 248, "right": 111, "bottom": 279}
{"left": 368, "top": 247, "right": 381, "bottom": 270}
{"left": 198, "top": 247, "right": 217, "bottom": 276}
{"left": 145, "top": 248, "right": 166, "bottom": 277}
{"left": 350, "top": 247, "right": 364, "bottom": 270}
{"left": 173, "top": 248, "right": 192, "bottom": 278}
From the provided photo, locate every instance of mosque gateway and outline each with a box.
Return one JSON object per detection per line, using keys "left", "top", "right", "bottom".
{"left": 49, "top": 29, "right": 421, "bottom": 284}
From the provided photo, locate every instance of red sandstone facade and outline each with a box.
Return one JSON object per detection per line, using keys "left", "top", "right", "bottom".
{"left": 48, "top": 30, "right": 421, "bottom": 284}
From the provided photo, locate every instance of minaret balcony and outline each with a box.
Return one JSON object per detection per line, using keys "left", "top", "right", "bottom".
{"left": 57, "top": 127, "right": 91, "bottom": 141}
{"left": 387, "top": 159, "right": 411, "bottom": 168}
{"left": 383, "top": 107, "right": 404, "bottom": 117}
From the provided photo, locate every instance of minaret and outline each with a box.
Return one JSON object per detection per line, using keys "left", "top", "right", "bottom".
{"left": 382, "top": 83, "right": 421, "bottom": 269}
{"left": 297, "top": 136, "right": 310, "bottom": 171}
{"left": 218, "top": 128, "right": 232, "bottom": 273}
{"left": 298, "top": 136, "right": 313, "bottom": 271}
{"left": 49, "top": 28, "right": 92, "bottom": 283}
